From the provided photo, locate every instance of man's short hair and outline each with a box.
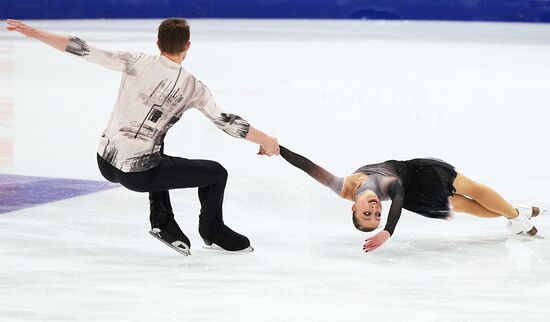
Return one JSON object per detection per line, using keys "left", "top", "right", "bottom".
{"left": 158, "top": 18, "right": 190, "bottom": 54}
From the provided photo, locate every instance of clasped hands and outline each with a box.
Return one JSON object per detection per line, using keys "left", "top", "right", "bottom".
{"left": 257, "top": 136, "right": 279, "bottom": 157}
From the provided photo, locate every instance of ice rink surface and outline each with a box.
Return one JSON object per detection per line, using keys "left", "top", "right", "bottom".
{"left": 1, "top": 19, "right": 550, "bottom": 321}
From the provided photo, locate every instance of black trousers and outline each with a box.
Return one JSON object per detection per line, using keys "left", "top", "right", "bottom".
{"left": 97, "top": 153, "right": 228, "bottom": 238}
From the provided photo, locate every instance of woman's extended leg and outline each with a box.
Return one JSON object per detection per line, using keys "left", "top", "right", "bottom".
{"left": 452, "top": 172, "right": 517, "bottom": 219}
{"left": 452, "top": 172, "right": 537, "bottom": 235}
{"left": 450, "top": 194, "right": 501, "bottom": 218}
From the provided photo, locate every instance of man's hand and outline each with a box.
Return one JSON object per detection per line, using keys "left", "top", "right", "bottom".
{"left": 245, "top": 127, "right": 279, "bottom": 157}
{"left": 363, "top": 230, "right": 390, "bottom": 252}
{"left": 258, "top": 136, "right": 279, "bottom": 157}
{"left": 6, "top": 19, "right": 37, "bottom": 38}
{"left": 6, "top": 19, "right": 68, "bottom": 51}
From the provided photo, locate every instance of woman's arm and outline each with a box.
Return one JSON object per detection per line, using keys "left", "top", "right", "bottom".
{"left": 363, "top": 180, "right": 404, "bottom": 252}
{"left": 279, "top": 145, "right": 343, "bottom": 196}
{"left": 383, "top": 180, "right": 405, "bottom": 235}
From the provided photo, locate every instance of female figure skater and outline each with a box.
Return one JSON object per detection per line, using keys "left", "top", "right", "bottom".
{"left": 277, "top": 146, "right": 541, "bottom": 252}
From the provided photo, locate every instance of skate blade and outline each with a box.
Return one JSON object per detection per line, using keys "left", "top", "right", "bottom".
{"left": 515, "top": 226, "right": 541, "bottom": 238}
{"left": 516, "top": 232, "right": 545, "bottom": 239}
{"left": 202, "top": 243, "right": 254, "bottom": 253}
{"left": 149, "top": 230, "right": 191, "bottom": 256}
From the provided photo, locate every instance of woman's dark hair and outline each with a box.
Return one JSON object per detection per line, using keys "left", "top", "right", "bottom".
{"left": 352, "top": 211, "right": 376, "bottom": 232}
{"left": 157, "top": 18, "right": 190, "bottom": 54}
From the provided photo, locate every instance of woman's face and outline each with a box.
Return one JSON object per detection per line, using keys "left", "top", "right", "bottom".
{"left": 352, "top": 191, "right": 383, "bottom": 230}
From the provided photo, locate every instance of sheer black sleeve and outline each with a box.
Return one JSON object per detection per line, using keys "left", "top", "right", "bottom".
{"left": 384, "top": 180, "right": 405, "bottom": 236}
{"left": 279, "top": 145, "right": 343, "bottom": 196}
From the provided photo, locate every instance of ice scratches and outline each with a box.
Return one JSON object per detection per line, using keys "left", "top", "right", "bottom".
{"left": 505, "top": 237, "right": 547, "bottom": 272}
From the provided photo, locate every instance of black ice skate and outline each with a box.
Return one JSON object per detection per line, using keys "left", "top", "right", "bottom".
{"left": 149, "top": 228, "right": 191, "bottom": 256}
{"left": 149, "top": 216, "right": 191, "bottom": 256}
{"left": 202, "top": 225, "right": 254, "bottom": 252}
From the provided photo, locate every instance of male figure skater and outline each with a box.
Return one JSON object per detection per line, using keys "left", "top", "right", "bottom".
{"left": 6, "top": 18, "right": 280, "bottom": 255}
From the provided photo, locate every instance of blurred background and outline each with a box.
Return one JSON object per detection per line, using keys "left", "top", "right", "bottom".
{"left": 2, "top": 0, "right": 550, "bottom": 22}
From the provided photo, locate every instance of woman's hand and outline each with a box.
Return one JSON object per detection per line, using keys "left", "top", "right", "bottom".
{"left": 363, "top": 230, "right": 390, "bottom": 252}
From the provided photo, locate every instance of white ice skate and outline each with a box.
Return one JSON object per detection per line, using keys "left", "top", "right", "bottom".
{"left": 513, "top": 205, "right": 541, "bottom": 219}
{"left": 506, "top": 211, "right": 537, "bottom": 236}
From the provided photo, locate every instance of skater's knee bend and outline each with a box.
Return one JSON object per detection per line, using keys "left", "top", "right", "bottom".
{"left": 450, "top": 194, "right": 470, "bottom": 213}
{"left": 209, "top": 161, "right": 228, "bottom": 181}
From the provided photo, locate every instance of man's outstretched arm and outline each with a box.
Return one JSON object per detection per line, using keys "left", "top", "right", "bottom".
{"left": 7, "top": 19, "right": 140, "bottom": 72}
{"left": 7, "top": 19, "right": 68, "bottom": 51}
